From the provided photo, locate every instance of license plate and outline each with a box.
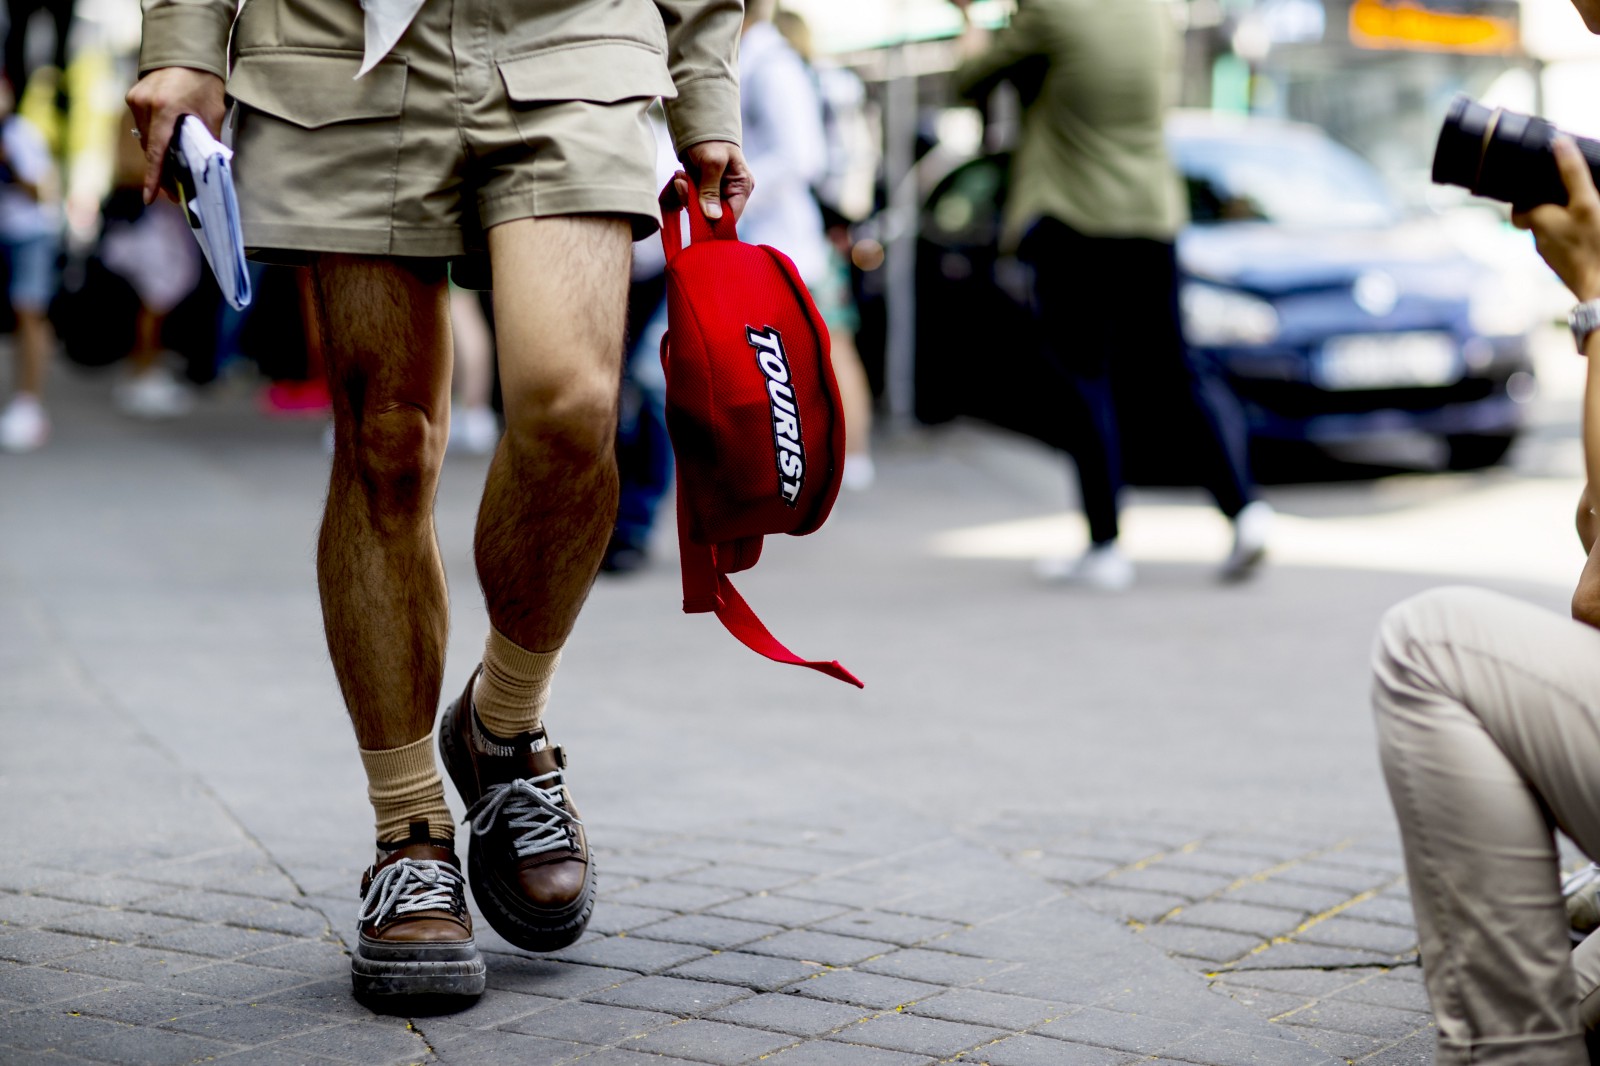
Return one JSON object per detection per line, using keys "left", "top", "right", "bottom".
{"left": 1316, "top": 333, "right": 1460, "bottom": 391}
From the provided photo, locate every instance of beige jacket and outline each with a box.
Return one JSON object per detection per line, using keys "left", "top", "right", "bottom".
{"left": 138, "top": 0, "right": 743, "bottom": 153}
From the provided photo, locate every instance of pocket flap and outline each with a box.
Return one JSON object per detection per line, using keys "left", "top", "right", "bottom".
{"left": 498, "top": 40, "right": 675, "bottom": 105}
{"left": 229, "top": 51, "right": 406, "bottom": 129}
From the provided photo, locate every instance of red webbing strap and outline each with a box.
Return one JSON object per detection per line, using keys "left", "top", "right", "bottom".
{"left": 658, "top": 172, "right": 737, "bottom": 265}
{"left": 675, "top": 477, "right": 722, "bottom": 614}
{"left": 711, "top": 576, "right": 865, "bottom": 688}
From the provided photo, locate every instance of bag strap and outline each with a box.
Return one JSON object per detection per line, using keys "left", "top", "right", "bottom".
{"left": 674, "top": 479, "right": 863, "bottom": 688}
{"left": 659, "top": 172, "right": 738, "bottom": 264}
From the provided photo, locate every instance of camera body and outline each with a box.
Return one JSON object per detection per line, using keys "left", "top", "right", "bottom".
{"left": 1433, "top": 94, "right": 1600, "bottom": 210}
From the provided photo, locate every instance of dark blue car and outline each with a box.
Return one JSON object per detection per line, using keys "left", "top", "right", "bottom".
{"left": 913, "top": 113, "right": 1535, "bottom": 472}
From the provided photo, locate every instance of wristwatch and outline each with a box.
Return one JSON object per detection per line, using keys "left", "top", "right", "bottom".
{"left": 1572, "top": 298, "right": 1600, "bottom": 352}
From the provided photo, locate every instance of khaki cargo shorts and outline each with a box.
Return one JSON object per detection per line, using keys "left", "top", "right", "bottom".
{"left": 225, "top": 0, "right": 671, "bottom": 277}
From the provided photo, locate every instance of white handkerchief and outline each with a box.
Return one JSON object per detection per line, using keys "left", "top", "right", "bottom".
{"left": 359, "top": 0, "right": 428, "bottom": 78}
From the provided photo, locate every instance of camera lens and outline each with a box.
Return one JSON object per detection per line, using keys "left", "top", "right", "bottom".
{"left": 1430, "top": 94, "right": 1600, "bottom": 209}
{"left": 1431, "top": 95, "right": 1494, "bottom": 191}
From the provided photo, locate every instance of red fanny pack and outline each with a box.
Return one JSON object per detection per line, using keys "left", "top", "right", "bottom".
{"left": 658, "top": 175, "right": 862, "bottom": 689}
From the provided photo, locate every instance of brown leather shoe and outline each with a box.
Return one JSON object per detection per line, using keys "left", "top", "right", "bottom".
{"left": 351, "top": 823, "right": 486, "bottom": 999}
{"left": 438, "top": 667, "right": 595, "bottom": 952}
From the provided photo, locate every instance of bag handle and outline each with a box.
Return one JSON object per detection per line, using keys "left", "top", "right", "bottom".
{"left": 659, "top": 172, "right": 738, "bottom": 264}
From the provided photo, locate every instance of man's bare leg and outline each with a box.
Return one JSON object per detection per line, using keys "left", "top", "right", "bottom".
{"left": 437, "top": 215, "right": 631, "bottom": 953}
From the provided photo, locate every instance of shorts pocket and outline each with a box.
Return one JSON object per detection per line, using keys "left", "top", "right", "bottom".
{"left": 498, "top": 40, "right": 675, "bottom": 106}
{"left": 227, "top": 50, "right": 408, "bottom": 254}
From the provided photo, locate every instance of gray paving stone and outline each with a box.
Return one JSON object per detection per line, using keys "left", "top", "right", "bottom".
{"left": 485, "top": 959, "right": 636, "bottom": 999}
{"left": 272, "top": 1020, "right": 433, "bottom": 1064}
{"left": 0, "top": 895, "right": 89, "bottom": 927}
{"left": 741, "top": 931, "right": 896, "bottom": 967}
{"left": 599, "top": 854, "right": 712, "bottom": 883}
{"left": 416, "top": 1019, "right": 590, "bottom": 1064}
{"left": 53, "top": 984, "right": 223, "bottom": 1026}
{"left": 1036, "top": 1006, "right": 1200, "bottom": 1055}
{"left": 775, "top": 880, "right": 895, "bottom": 909}
{"left": 1334, "top": 974, "right": 1430, "bottom": 1014}
{"left": 588, "top": 904, "right": 680, "bottom": 936}
{"left": 0, "top": 965, "right": 120, "bottom": 1004}
{"left": 0, "top": 1006, "right": 130, "bottom": 1050}
{"left": 1294, "top": 917, "right": 1417, "bottom": 956}
{"left": 905, "top": 988, "right": 1062, "bottom": 1029}
{"left": 706, "top": 896, "right": 847, "bottom": 928}
{"left": 810, "top": 912, "right": 963, "bottom": 948}
{"left": 1138, "top": 923, "right": 1261, "bottom": 964}
{"left": 165, "top": 961, "right": 320, "bottom": 998}
{"left": 1209, "top": 968, "right": 1365, "bottom": 998}
{"left": 1010, "top": 855, "right": 1121, "bottom": 884}
{"left": 1069, "top": 886, "right": 1188, "bottom": 925}
{"left": 1100, "top": 868, "right": 1236, "bottom": 900}
{"left": 254, "top": 979, "right": 403, "bottom": 1022}
{"left": 631, "top": 1018, "right": 798, "bottom": 1064}
{"left": 603, "top": 882, "right": 746, "bottom": 913}
{"left": 829, "top": 1012, "right": 1004, "bottom": 1057}
{"left": 758, "top": 1042, "right": 933, "bottom": 1066}
{"left": 1283, "top": 999, "right": 1432, "bottom": 1041}
{"left": 1224, "top": 941, "right": 1395, "bottom": 971}
{"left": 1272, "top": 863, "right": 1396, "bottom": 895}
{"left": 564, "top": 1049, "right": 700, "bottom": 1065}
{"left": 238, "top": 937, "right": 351, "bottom": 976}
{"left": 201, "top": 1049, "right": 347, "bottom": 1066}
{"left": 791, "top": 970, "right": 945, "bottom": 1010}
{"left": 665, "top": 953, "right": 821, "bottom": 993}
{"left": 1313, "top": 847, "right": 1405, "bottom": 874}
{"left": 1168, "top": 900, "right": 1304, "bottom": 940}
{"left": 1054, "top": 836, "right": 1171, "bottom": 866}
{"left": 632, "top": 915, "right": 783, "bottom": 950}
{"left": 1160, "top": 1028, "right": 1336, "bottom": 1066}
{"left": 407, "top": 988, "right": 559, "bottom": 1029}
{"left": 158, "top": 1002, "right": 339, "bottom": 1043}
{"left": 707, "top": 992, "right": 870, "bottom": 1036}
{"left": 1286, "top": 1023, "right": 1388, "bottom": 1061}
{"left": 51, "top": 944, "right": 212, "bottom": 982}
{"left": 858, "top": 949, "right": 1012, "bottom": 987}
{"left": 0, "top": 929, "right": 106, "bottom": 964}
{"left": 727, "top": 844, "right": 863, "bottom": 875}
{"left": 585, "top": 975, "right": 751, "bottom": 1015}
{"left": 1337, "top": 897, "right": 1417, "bottom": 929}
{"left": 145, "top": 923, "right": 306, "bottom": 959}
{"left": 227, "top": 901, "right": 334, "bottom": 939}
{"left": 68, "top": 1023, "right": 240, "bottom": 1065}
{"left": 42, "top": 910, "right": 195, "bottom": 944}
{"left": 1356, "top": 1027, "right": 1435, "bottom": 1064}
{"left": 1222, "top": 881, "right": 1352, "bottom": 916}
{"left": 1155, "top": 850, "right": 1280, "bottom": 881}
{"left": 125, "top": 890, "right": 254, "bottom": 924}
{"left": 975, "top": 1034, "right": 1137, "bottom": 1066}
{"left": 552, "top": 938, "right": 711, "bottom": 975}
{"left": 1210, "top": 983, "right": 1307, "bottom": 1020}
{"left": 502, "top": 1000, "right": 676, "bottom": 1045}
{"left": 35, "top": 878, "right": 173, "bottom": 908}
{"left": 883, "top": 880, "right": 1063, "bottom": 926}
{"left": 672, "top": 865, "right": 809, "bottom": 894}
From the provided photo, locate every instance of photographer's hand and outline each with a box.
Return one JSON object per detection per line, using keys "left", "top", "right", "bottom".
{"left": 1513, "top": 137, "right": 1600, "bottom": 302}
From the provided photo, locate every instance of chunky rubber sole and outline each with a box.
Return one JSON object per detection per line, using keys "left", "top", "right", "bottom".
{"left": 351, "top": 938, "right": 486, "bottom": 998}
{"left": 438, "top": 698, "right": 597, "bottom": 953}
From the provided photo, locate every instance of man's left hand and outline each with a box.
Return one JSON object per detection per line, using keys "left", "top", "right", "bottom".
{"left": 678, "top": 140, "right": 753, "bottom": 223}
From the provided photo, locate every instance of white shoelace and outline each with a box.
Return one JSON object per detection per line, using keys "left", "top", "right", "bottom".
{"left": 464, "top": 771, "right": 580, "bottom": 859}
{"left": 357, "top": 858, "right": 464, "bottom": 924}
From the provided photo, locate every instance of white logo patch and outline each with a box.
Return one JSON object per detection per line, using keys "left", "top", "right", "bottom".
{"left": 746, "top": 326, "right": 805, "bottom": 506}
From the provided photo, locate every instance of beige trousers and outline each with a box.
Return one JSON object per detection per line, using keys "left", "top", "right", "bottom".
{"left": 1374, "top": 586, "right": 1600, "bottom": 1065}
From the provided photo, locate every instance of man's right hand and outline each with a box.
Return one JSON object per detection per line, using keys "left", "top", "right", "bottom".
{"left": 1513, "top": 137, "right": 1600, "bottom": 303}
{"left": 126, "top": 67, "right": 226, "bottom": 205}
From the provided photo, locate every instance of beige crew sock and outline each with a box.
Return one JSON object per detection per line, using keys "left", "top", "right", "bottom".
{"left": 473, "top": 626, "right": 563, "bottom": 739}
{"left": 359, "top": 735, "right": 455, "bottom": 845}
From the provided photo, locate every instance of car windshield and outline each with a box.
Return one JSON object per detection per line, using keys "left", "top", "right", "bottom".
{"left": 1171, "top": 131, "right": 1400, "bottom": 229}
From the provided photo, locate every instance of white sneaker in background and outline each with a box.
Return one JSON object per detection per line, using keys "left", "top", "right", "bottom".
{"left": 842, "top": 454, "right": 875, "bottom": 492}
{"left": 1221, "top": 500, "right": 1274, "bottom": 582}
{"left": 1036, "top": 542, "right": 1135, "bottom": 591}
{"left": 0, "top": 394, "right": 49, "bottom": 453}
{"left": 114, "top": 369, "right": 194, "bottom": 420}
{"left": 448, "top": 404, "right": 499, "bottom": 456}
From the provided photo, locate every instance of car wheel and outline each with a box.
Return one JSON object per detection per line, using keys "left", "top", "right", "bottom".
{"left": 1444, "top": 433, "right": 1516, "bottom": 471}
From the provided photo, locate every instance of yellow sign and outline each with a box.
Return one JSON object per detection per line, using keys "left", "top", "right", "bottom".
{"left": 1349, "top": 0, "right": 1518, "bottom": 54}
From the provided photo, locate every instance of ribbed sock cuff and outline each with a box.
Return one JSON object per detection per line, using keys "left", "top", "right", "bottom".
{"left": 359, "top": 734, "right": 454, "bottom": 845}
{"left": 474, "top": 626, "right": 562, "bottom": 739}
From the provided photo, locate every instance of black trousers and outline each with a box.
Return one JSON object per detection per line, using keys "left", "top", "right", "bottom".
{"left": 1020, "top": 216, "right": 1253, "bottom": 545}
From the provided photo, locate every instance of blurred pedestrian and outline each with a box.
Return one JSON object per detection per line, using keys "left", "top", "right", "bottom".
{"left": 953, "top": 0, "right": 1270, "bottom": 590}
{"left": 446, "top": 286, "right": 498, "bottom": 456}
{"left": 1372, "top": 103, "right": 1600, "bottom": 1058}
{"left": 129, "top": 0, "right": 751, "bottom": 1003}
{"left": 4, "top": 0, "right": 75, "bottom": 122}
{"left": 740, "top": 0, "right": 874, "bottom": 490}
{"left": 0, "top": 77, "right": 58, "bottom": 453}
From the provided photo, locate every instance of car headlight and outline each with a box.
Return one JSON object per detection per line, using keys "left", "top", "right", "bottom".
{"left": 1180, "top": 283, "right": 1280, "bottom": 347}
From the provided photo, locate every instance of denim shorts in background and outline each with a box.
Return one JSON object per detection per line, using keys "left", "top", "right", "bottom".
{"left": 2, "top": 232, "right": 59, "bottom": 312}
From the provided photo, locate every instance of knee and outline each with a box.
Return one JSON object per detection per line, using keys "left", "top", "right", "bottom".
{"left": 342, "top": 403, "right": 446, "bottom": 511}
{"left": 1372, "top": 586, "right": 1496, "bottom": 726}
{"left": 502, "top": 374, "right": 619, "bottom": 470}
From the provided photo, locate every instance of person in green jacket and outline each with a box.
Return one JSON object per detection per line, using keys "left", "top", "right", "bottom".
{"left": 954, "top": 0, "right": 1270, "bottom": 590}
